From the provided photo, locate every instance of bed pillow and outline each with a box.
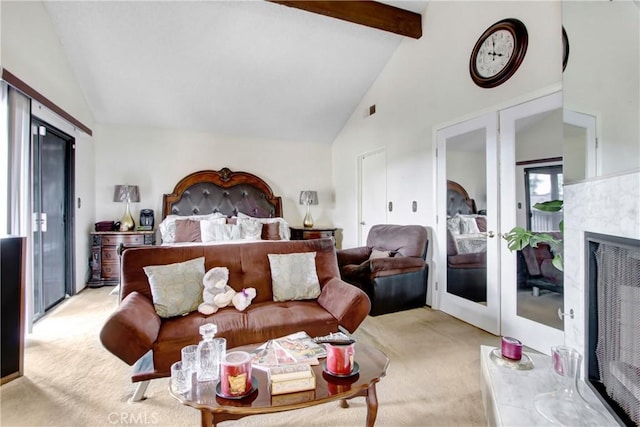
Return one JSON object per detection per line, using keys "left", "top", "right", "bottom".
{"left": 174, "top": 219, "right": 202, "bottom": 242}
{"left": 238, "top": 213, "right": 290, "bottom": 240}
{"left": 237, "top": 217, "right": 263, "bottom": 240}
{"left": 459, "top": 215, "right": 481, "bottom": 234}
{"left": 200, "top": 221, "right": 241, "bottom": 242}
{"left": 159, "top": 213, "right": 225, "bottom": 243}
{"left": 268, "top": 252, "right": 321, "bottom": 302}
{"left": 143, "top": 257, "right": 205, "bottom": 318}
{"left": 261, "top": 222, "right": 281, "bottom": 240}
{"left": 447, "top": 216, "right": 462, "bottom": 236}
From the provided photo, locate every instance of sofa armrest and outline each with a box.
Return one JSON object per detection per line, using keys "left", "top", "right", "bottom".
{"left": 369, "top": 256, "right": 426, "bottom": 278}
{"left": 100, "top": 291, "right": 161, "bottom": 366}
{"left": 317, "top": 277, "right": 371, "bottom": 333}
{"left": 336, "top": 246, "right": 371, "bottom": 268}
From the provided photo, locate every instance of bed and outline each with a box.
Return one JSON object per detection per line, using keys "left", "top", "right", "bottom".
{"left": 445, "top": 180, "right": 487, "bottom": 302}
{"left": 158, "top": 167, "right": 290, "bottom": 245}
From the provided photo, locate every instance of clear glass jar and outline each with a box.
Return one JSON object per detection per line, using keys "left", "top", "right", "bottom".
{"left": 196, "top": 323, "right": 220, "bottom": 382}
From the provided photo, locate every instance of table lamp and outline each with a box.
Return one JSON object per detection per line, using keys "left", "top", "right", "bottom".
{"left": 113, "top": 184, "right": 140, "bottom": 231}
{"left": 299, "top": 190, "right": 318, "bottom": 228}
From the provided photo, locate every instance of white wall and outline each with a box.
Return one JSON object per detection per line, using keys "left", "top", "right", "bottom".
{"left": 1, "top": 1, "right": 95, "bottom": 293}
{"left": 93, "top": 124, "right": 332, "bottom": 231}
{"left": 332, "top": 1, "right": 562, "bottom": 248}
{"left": 563, "top": 1, "right": 640, "bottom": 176}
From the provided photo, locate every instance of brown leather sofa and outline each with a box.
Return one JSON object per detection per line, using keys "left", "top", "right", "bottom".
{"left": 100, "top": 238, "right": 370, "bottom": 400}
{"left": 336, "top": 224, "right": 429, "bottom": 316}
{"left": 520, "top": 232, "right": 563, "bottom": 295}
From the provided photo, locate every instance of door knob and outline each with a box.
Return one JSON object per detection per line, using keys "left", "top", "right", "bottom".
{"left": 487, "top": 230, "right": 495, "bottom": 238}
{"left": 360, "top": 221, "right": 366, "bottom": 225}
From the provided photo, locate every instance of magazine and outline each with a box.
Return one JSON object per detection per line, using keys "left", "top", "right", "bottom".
{"left": 250, "top": 331, "right": 326, "bottom": 371}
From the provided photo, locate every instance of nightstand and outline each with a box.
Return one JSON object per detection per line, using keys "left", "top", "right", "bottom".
{"left": 289, "top": 226, "right": 337, "bottom": 241}
{"left": 88, "top": 230, "right": 155, "bottom": 287}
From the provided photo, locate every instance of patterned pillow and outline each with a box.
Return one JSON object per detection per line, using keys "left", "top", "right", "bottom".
{"left": 237, "top": 217, "right": 263, "bottom": 240}
{"left": 158, "top": 213, "right": 225, "bottom": 243}
{"left": 143, "top": 257, "right": 205, "bottom": 318}
{"left": 237, "top": 213, "right": 291, "bottom": 240}
{"left": 200, "top": 221, "right": 241, "bottom": 242}
{"left": 268, "top": 252, "right": 321, "bottom": 302}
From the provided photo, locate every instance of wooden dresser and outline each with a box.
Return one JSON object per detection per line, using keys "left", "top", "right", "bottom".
{"left": 89, "top": 231, "right": 155, "bottom": 287}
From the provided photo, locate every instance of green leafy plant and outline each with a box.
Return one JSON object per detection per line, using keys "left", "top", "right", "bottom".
{"left": 503, "top": 200, "right": 564, "bottom": 271}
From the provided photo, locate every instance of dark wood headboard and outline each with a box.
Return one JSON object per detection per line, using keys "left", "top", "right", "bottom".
{"left": 447, "top": 180, "right": 477, "bottom": 216}
{"left": 162, "top": 168, "right": 283, "bottom": 219}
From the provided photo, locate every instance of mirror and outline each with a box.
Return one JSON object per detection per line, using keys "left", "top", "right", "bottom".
{"left": 562, "top": 1, "right": 640, "bottom": 178}
{"left": 446, "top": 129, "right": 488, "bottom": 306}
{"left": 514, "top": 108, "right": 564, "bottom": 330}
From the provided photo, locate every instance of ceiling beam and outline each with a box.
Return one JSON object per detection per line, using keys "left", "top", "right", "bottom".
{"left": 267, "top": 1, "right": 422, "bottom": 39}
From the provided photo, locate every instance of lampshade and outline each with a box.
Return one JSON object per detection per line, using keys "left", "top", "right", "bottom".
{"left": 299, "top": 190, "right": 318, "bottom": 206}
{"left": 113, "top": 185, "right": 140, "bottom": 203}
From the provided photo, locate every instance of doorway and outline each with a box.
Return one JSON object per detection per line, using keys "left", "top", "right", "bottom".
{"left": 31, "top": 118, "right": 75, "bottom": 320}
{"left": 436, "top": 91, "right": 565, "bottom": 353}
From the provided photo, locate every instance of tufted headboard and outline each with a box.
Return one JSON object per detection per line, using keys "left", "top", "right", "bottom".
{"left": 447, "top": 180, "right": 477, "bottom": 216}
{"left": 162, "top": 168, "right": 283, "bottom": 219}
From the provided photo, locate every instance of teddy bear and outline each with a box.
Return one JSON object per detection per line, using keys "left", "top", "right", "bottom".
{"left": 198, "top": 267, "right": 257, "bottom": 315}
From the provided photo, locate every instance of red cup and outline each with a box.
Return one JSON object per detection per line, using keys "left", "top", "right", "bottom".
{"left": 220, "top": 351, "right": 252, "bottom": 396}
{"left": 501, "top": 336, "right": 523, "bottom": 361}
{"left": 326, "top": 343, "right": 355, "bottom": 375}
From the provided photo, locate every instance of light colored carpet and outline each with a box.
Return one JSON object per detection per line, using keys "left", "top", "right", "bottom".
{"left": 0, "top": 287, "right": 499, "bottom": 427}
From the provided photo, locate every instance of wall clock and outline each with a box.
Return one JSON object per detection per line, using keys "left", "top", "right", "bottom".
{"left": 562, "top": 26, "right": 569, "bottom": 72}
{"left": 469, "top": 18, "right": 528, "bottom": 88}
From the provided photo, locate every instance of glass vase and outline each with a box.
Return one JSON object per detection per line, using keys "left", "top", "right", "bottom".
{"left": 534, "top": 346, "right": 611, "bottom": 426}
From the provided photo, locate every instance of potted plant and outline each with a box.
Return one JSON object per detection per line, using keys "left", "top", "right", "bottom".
{"left": 503, "top": 200, "right": 564, "bottom": 271}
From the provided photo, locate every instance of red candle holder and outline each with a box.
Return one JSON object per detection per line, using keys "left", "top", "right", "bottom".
{"left": 326, "top": 343, "right": 355, "bottom": 375}
{"left": 501, "top": 336, "right": 523, "bottom": 361}
{"left": 220, "top": 351, "right": 252, "bottom": 397}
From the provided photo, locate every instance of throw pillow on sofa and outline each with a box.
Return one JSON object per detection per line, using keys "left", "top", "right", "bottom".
{"left": 268, "top": 252, "right": 321, "bottom": 302}
{"left": 143, "top": 257, "right": 205, "bottom": 318}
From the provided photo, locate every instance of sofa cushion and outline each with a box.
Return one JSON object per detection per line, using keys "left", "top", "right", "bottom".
{"left": 143, "top": 257, "right": 205, "bottom": 318}
{"left": 268, "top": 252, "right": 321, "bottom": 301}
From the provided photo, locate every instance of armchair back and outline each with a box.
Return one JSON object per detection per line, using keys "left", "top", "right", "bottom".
{"left": 367, "top": 224, "right": 429, "bottom": 259}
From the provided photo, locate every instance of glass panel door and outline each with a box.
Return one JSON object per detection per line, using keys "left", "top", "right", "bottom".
{"left": 436, "top": 112, "right": 500, "bottom": 335}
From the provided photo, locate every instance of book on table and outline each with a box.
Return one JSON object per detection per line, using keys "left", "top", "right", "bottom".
{"left": 269, "top": 369, "right": 316, "bottom": 395}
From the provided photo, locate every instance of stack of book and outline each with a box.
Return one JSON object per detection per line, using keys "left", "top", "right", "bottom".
{"left": 268, "top": 364, "right": 316, "bottom": 395}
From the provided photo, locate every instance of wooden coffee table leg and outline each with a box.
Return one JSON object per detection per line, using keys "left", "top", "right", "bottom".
{"left": 365, "top": 383, "right": 379, "bottom": 427}
{"left": 200, "top": 410, "right": 213, "bottom": 427}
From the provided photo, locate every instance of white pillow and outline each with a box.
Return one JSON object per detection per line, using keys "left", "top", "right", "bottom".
{"left": 200, "top": 221, "right": 241, "bottom": 242}
{"left": 159, "top": 213, "right": 225, "bottom": 243}
{"left": 268, "top": 252, "right": 321, "bottom": 302}
{"left": 369, "top": 249, "right": 391, "bottom": 260}
{"left": 447, "top": 216, "right": 462, "bottom": 236}
{"left": 459, "top": 215, "right": 480, "bottom": 234}
{"left": 143, "top": 257, "right": 205, "bottom": 318}
{"left": 237, "top": 217, "right": 263, "bottom": 240}
{"left": 238, "top": 213, "right": 290, "bottom": 240}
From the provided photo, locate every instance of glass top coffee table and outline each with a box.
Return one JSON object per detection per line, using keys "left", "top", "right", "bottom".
{"left": 170, "top": 342, "right": 389, "bottom": 427}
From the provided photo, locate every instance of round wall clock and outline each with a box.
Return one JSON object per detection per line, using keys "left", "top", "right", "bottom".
{"left": 469, "top": 18, "right": 528, "bottom": 88}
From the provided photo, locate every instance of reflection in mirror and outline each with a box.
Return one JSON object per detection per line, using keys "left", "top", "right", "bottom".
{"left": 562, "top": 1, "right": 640, "bottom": 176}
{"left": 514, "top": 108, "right": 564, "bottom": 330}
{"left": 445, "top": 129, "right": 487, "bottom": 306}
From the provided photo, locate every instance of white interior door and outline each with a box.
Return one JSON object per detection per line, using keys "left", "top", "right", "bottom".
{"left": 436, "top": 112, "right": 500, "bottom": 335}
{"left": 499, "top": 92, "right": 564, "bottom": 354}
{"left": 358, "top": 149, "right": 387, "bottom": 245}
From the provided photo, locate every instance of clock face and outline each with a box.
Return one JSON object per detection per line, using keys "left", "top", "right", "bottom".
{"left": 469, "top": 19, "right": 528, "bottom": 88}
{"left": 475, "top": 30, "right": 515, "bottom": 78}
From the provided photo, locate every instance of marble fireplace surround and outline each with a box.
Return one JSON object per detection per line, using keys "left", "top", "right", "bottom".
{"left": 563, "top": 169, "right": 640, "bottom": 369}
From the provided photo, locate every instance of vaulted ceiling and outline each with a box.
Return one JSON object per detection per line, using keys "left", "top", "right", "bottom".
{"left": 43, "top": 1, "right": 427, "bottom": 144}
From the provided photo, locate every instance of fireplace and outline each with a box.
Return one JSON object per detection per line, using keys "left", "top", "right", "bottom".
{"left": 585, "top": 232, "right": 640, "bottom": 426}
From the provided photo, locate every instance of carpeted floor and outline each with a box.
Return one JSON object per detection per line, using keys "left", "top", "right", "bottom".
{"left": 0, "top": 287, "right": 499, "bottom": 427}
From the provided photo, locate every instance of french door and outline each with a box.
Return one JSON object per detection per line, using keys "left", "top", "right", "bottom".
{"left": 436, "top": 112, "right": 501, "bottom": 334}
{"left": 436, "top": 92, "right": 565, "bottom": 353}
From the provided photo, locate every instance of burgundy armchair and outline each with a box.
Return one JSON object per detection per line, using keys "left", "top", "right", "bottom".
{"left": 337, "top": 224, "right": 429, "bottom": 316}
